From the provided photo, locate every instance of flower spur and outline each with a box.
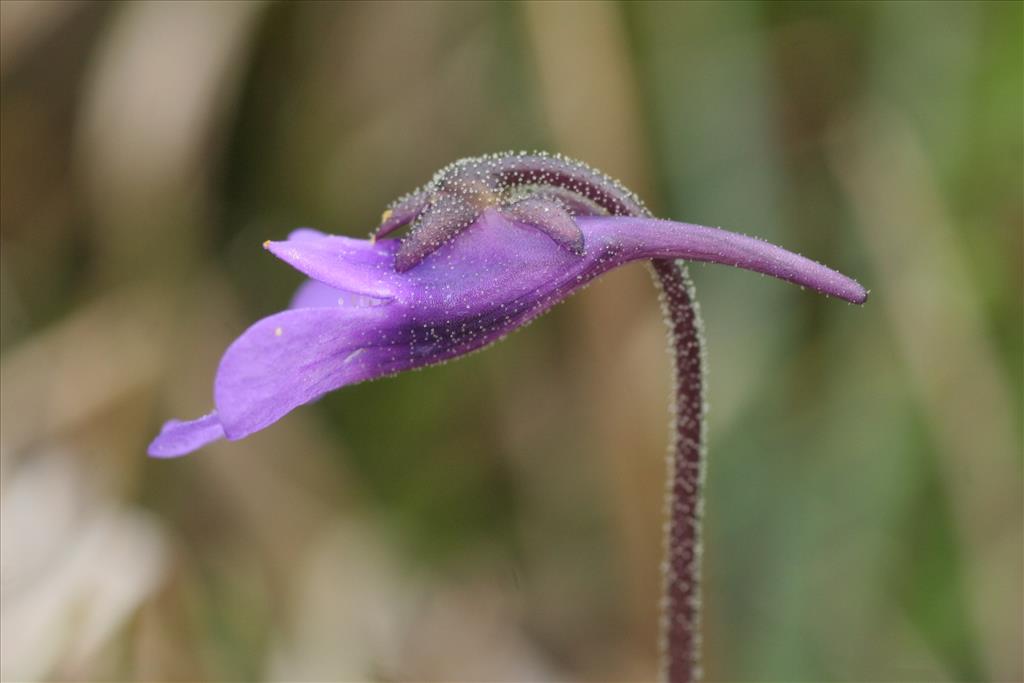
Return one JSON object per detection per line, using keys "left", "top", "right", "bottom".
{"left": 148, "top": 151, "right": 866, "bottom": 682}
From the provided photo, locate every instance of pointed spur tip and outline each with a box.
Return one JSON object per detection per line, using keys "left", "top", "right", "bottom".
{"left": 787, "top": 269, "right": 867, "bottom": 305}
{"left": 823, "top": 280, "right": 868, "bottom": 305}
{"left": 828, "top": 274, "right": 868, "bottom": 304}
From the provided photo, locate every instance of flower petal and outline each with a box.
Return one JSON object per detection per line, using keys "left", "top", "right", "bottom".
{"left": 576, "top": 216, "right": 868, "bottom": 303}
{"left": 286, "top": 227, "right": 329, "bottom": 242}
{"left": 147, "top": 412, "right": 225, "bottom": 458}
{"left": 214, "top": 307, "right": 408, "bottom": 440}
{"left": 290, "top": 280, "right": 346, "bottom": 309}
{"left": 264, "top": 235, "right": 397, "bottom": 300}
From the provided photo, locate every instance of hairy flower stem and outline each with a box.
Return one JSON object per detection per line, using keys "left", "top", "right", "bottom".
{"left": 651, "top": 258, "right": 706, "bottom": 683}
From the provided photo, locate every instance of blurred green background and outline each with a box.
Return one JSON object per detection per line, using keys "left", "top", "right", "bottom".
{"left": 1, "top": 1, "right": 1020, "bottom": 681}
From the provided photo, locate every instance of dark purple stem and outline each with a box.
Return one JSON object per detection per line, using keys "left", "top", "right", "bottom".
{"left": 651, "top": 258, "right": 705, "bottom": 683}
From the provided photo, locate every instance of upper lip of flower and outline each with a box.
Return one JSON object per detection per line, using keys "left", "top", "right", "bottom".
{"left": 148, "top": 199, "right": 866, "bottom": 459}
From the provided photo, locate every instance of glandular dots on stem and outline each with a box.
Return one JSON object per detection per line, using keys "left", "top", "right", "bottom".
{"left": 651, "top": 258, "right": 706, "bottom": 683}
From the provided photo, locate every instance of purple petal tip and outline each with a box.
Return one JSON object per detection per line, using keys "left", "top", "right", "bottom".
{"left": 147, "top": 412, "right": 225, "bottom": 458}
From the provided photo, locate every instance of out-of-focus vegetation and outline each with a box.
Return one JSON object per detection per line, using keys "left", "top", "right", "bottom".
{"left": 1, "top": 1, "right": 1020, "bottom": 681}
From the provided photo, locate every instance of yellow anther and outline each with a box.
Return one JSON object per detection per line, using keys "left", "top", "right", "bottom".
{"left": 380, "top": 209, "right": 393, "bottom": 224}
{"left": 262, "top": 240, "right": 271, "bottom": 249}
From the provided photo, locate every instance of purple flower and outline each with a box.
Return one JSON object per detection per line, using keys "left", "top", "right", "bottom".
{"left": 148, "top": 153, "right": 865, "bottom": 458}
